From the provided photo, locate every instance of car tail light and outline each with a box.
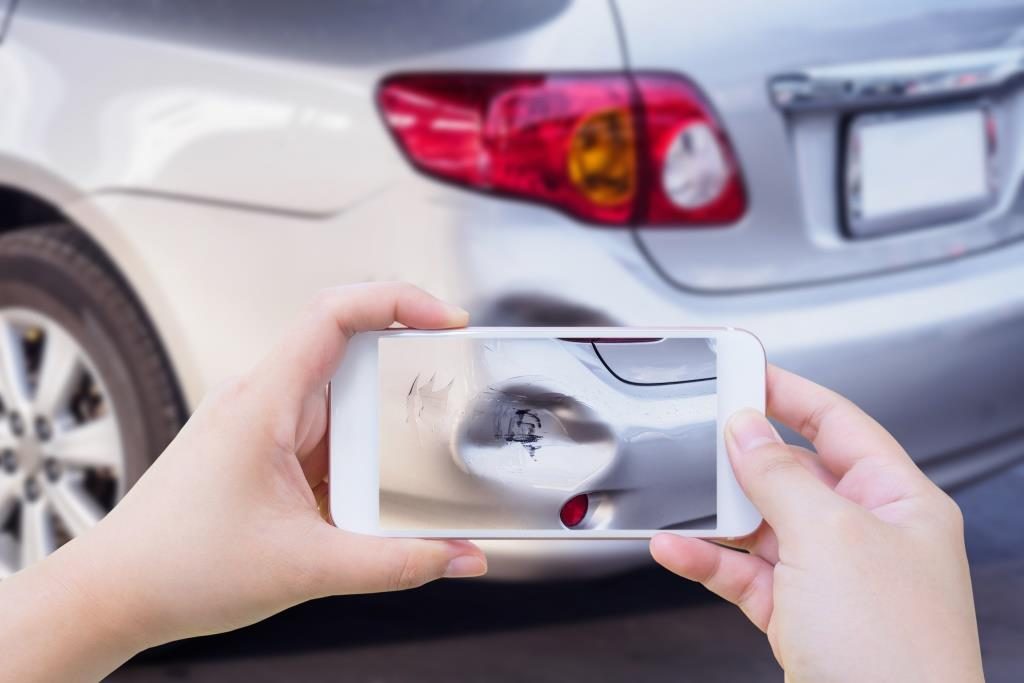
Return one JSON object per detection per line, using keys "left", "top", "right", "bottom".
{"left": 378, "top": 73, "right": 745, "bottom": 227}
{"left": 560, "top": 493, "right": 589, "bottom": 528}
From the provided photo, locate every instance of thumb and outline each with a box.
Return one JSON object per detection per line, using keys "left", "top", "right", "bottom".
{"left": 313, "top": 529, "right": 488, "bottom": 596}
{"left": 726, "top": 409, "right": 839, "bottom": 538}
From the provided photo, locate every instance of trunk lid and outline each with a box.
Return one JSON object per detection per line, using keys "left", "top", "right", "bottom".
{"left": 615, "top": 0, "right": 1024, "bottom": 291}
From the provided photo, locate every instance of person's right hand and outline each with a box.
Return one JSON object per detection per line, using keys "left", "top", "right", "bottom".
{"left": 651, "top": 366, "right": 984, "bottom": 682}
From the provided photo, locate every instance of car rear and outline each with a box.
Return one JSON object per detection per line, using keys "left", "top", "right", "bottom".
{"left": 608, "top": 0, "right": 1024, "bottom": 483}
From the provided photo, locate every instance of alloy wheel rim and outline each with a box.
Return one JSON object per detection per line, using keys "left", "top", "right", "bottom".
{"left": 0, "top": 308, "right": 125, "bottom": 577}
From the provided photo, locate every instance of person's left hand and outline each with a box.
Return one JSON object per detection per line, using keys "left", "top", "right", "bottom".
{"left": 3, "top": 283, "right": 486, "bottom": 681}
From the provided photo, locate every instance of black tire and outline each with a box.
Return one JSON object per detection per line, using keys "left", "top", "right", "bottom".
{"left": 0, "top": 223, "right": 185, "bottom": 490}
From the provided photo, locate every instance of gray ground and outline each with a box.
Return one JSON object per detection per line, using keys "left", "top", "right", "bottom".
{"left": 113, "top": 463, "right": 1024, "bottom": 682}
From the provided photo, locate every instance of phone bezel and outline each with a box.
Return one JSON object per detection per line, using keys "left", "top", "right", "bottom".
{"left": 329, "top": 327, "right": 764, "bottom": 539}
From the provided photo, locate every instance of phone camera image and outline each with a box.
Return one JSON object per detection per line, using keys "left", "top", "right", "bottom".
{"left": 378, "top": 336, "right": 718, "bottom": 532}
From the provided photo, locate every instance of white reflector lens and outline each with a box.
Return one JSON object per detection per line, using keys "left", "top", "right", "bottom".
{"left": 661, "top": 121, "right": 730, "bottom": 209}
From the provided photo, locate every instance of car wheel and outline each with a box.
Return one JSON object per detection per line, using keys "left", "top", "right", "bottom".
{"left": 0, "top": 224, "right": 184, "bottom": 576}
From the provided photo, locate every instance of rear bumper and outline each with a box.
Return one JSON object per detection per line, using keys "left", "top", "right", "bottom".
{"left": 477, "top": 426, "right": 1024, "bottom": 580}
{"left": 69, "top": 179, "right": 1024, "bottom": 578}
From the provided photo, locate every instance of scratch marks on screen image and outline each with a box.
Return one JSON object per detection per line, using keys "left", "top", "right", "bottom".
{"left": 405, "top": 373, "right": 453, "bottom": 428}
{"left": 501, "top": 408, "right": 543, "bottom": 457}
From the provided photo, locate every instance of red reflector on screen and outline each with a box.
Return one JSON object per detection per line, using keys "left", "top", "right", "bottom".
{"left": 378, "top": 73, "right": 745, "bottom": 227}
{"left": 560, "top": 494, "right": 589, "bottom": 528}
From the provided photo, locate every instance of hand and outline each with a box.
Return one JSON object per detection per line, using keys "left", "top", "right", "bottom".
{"left": 0, "top": 282, "right": 487, "bottom": 682}
{"left": 650, "top": 366, "right": 984, "bottom": 683}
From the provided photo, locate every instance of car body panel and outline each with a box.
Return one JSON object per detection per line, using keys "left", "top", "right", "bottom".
{"left": 593, "top": 338, "right": 717, "bottom": 385}
{"left": 67, "top": 181, "right": 1024, "bottom": 473}
{"left": 0, "top": 3, "right": 622, "bottom": 215}
{"left": 0, "top": 0, "right": 12, "bottom": 40}
{"left": 616, "top": 0, "right": 1024, "bottom": 290}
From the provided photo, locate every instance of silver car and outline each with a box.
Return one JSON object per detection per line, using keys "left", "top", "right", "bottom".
{"left": 0, "top": 0, "right": 1022, "bottom": 579}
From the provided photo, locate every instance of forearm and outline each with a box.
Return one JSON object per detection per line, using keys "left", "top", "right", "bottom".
{"left": 0, "top": 538, "right": 147, "bottom": 682}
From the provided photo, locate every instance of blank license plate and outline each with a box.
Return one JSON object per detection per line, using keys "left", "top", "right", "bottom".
{"left": 846, "top": 106, "right": 994, "bottom": 237}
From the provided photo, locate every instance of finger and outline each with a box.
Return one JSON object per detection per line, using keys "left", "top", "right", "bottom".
{"left": 766, "top": 365, "right": 915, "bottom": 478}
{"left": 312, "top": 480, "right": 330, "bottom": 521}
{"left": 651, "top": 534, "right": 774, "bottom": 632}
{"left": 721, "top": 520, "right": 779, "bottom": 564}
{"left": 719, "top": 445, "right": 837, "bottom": 562}
{"left": 789, "top": 443, "right": 840, "bottom": 489}
{"left": 258, "top": 282, "right": 468, "bottom": 413}
{"left": 726, "top": 409, "right": 842, "bottom": 538}
{"left": 293, "top": 386, "right": 329, "bottom": 461}
{"left": 312, "top": 528, "right": 487, "bottom": 596}
{"left": 301, "top": 433, "right": 329, "bottom": 487}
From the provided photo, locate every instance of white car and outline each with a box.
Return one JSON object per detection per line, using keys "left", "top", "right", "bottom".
{"left": 1, "top": 1, "right": 1023, "bottom": 579}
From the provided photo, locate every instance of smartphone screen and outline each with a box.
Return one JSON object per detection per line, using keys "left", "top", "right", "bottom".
{"left": 376, "top": 336, "right": 718, "bottom": 532}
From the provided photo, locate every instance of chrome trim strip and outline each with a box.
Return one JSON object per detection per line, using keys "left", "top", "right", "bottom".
{"left": 770, "top": 47, "right": 1024, "bottom": 111}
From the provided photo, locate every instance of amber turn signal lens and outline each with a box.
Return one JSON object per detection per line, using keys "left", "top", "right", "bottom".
{"left": 567, "top": 107, "right": 636, "bottom": 207}
{"left": 379, "top": 73, "right": 744, "bottom": 225}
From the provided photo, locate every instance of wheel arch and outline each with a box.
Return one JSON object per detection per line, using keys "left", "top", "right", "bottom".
{"left": 0, "top": 182, "right": 192, "bottom": 421}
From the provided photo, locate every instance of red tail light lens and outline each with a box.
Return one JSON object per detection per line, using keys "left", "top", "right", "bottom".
{"left": 378, "top": 73, "right": 745, "bottom": 227}
{"left": 635, "top": 75, "right": 746, "bottom": 225}
{"left": 560, "top": 493, "right": 589, "bottom": 528}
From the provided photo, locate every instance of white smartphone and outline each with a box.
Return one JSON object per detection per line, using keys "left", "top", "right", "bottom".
{"left": 329, "top": 327, "right": 765, "bottom": 539}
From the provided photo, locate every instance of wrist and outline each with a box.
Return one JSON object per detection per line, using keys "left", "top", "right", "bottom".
{"left": 39, "top": 533, "right": 156, "bottom": 676}
{"left": 0, "top": 533, "right": 150, "bottom": 681}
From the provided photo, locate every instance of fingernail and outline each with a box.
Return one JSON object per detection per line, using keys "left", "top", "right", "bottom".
{"left": 444, "top": 555, "right": 487, "bottom": 579}
{"left": 445, "top": 304, "right": 470, "bottom": 326}
{"left": 727, "top": 409, "right": 780, "bottom": 453}
{"left": 649, "top": 533, "right": 674, "bottom": 556}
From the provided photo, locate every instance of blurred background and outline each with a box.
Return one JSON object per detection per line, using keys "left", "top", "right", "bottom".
{"left": 0, "top": 0, "right": 1022, "bottom": 680}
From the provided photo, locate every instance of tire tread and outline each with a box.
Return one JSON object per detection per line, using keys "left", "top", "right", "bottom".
{"left": 0, "top": 223, "right": 185, "bottom": 456}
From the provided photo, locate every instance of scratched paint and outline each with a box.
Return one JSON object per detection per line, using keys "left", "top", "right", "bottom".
{"left": 454, "top": 381, "right": 617, "bottom": 490}
{"left": 502, "top": 408, "right": 543, "bottom": 457}
{"left": 405, "top": 372, "right": 454, "bottom": 432}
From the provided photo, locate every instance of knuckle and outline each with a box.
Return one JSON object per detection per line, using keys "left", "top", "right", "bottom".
{"left": 309, "top": 287, "right": 340, "bottom": 316}
{"left": 795, "top": 398, "right": 833, "bottom": 443}
{"left": 934, "top": 492, "right": 965, "bottom": 532}
{"left": 389, "top": 552, "right": 427, "bottom": 591}
{"left": 384, "top": 281, "right": 418, "bottom": 303}
{"left": 382, "top": 279, "right": 412, "bottom": 292}
{"left": 736, "top": 568, "right": 765, "bottom": 609}
{"left": 751, "top": 447, "right": 802, "bottom": 480}
{"left": 823, "top": 505, "right": 868, "bottom": 543}
{"left": 795, "top": 392, "right": 853, "bottom": 444}
{"left": 696, "top": 547, "right": 725, "bottom": 586}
